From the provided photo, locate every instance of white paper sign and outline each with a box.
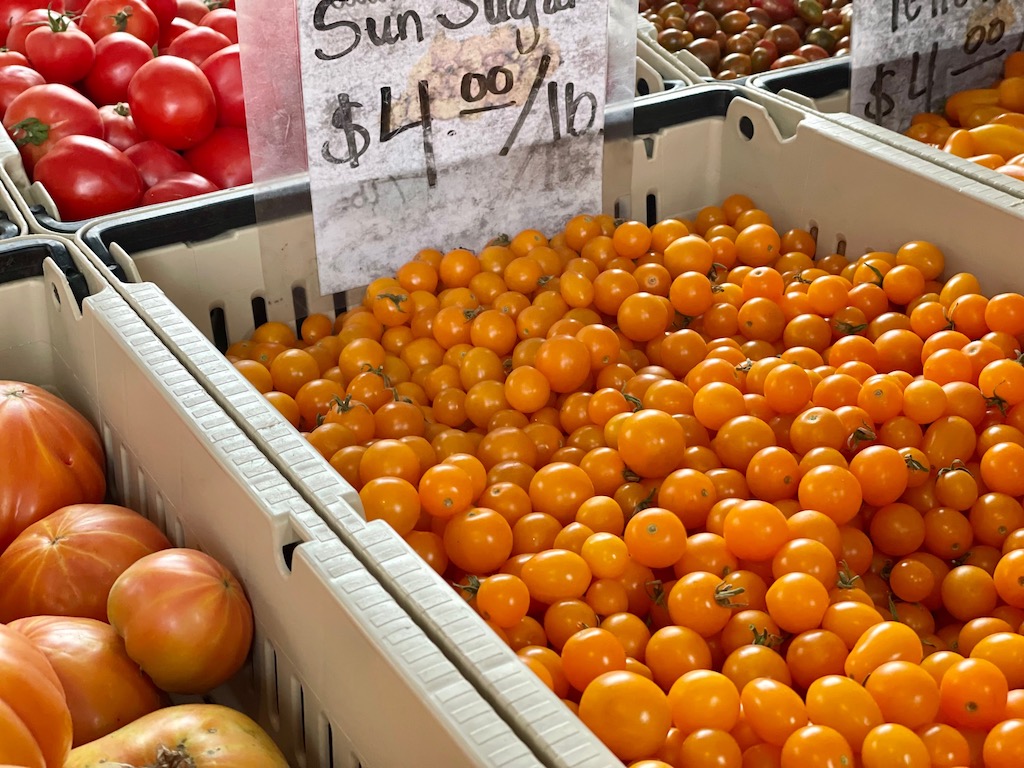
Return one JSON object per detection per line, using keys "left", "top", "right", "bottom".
{"left": 295, "top": 0, "right": 610, "bottom": 295}
{"left": 851, "top": 1, "right": 1024, "bottom": 131}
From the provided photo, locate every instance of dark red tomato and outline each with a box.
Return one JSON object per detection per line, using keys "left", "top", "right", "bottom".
{"left": 25, "top": 16, "right": 95, "bottom": 84}
{"left": 141, "top": 170, "right": 217, "bottom": 204}
{"left": 4, "top": 84, "right": 103, "bottom": 173}
{"left": 62, "top": 0, "right": 88, "bottom": 11}
{"left": 200, "top": 44, "right": 244, "bottom": 128}
{"left": 755, "top": 0, "right": 795, "bottom": 23}
{"left": 175, "top": 0, "right": 209, "bottom": 23}
{"left": 166, "top": 25, "right": 229, "bottom": 66}
{"left": 198, "top": 8, "right": 235, "bottom": 42}
{"left": 0, "top": 49, "right": 29, "bottom": 66}
{"left": 99, "top": 103, "right": 143, "bottom": 151}
{"left": 34, "top": 135, "right": 143, "bottom": 220}
{"left": 127, "top": 56, "right": 216, "bottom": 150}
{"left": 141, "top": 0, "right": 174, "bottom": 27}
{"left": 157, "top": 16, "right": 193, "bottom": 52}
{"left": 0, "top": 0, "right": 63, "bottom": 41}
{"left": 184, "top": 126, "right": 250, "bottom": 189}
{"left": 79, "top": 0, "right": 159, "bottom": 46}
{"left": 124, "top": 139, "right": 189, "bottom": 188}
{"left": 0, "top": 64, "right": 43, "bottom": 115}
{"left": 82, "top": 31, "right": 154, "bottom": 106}
{"left": 5, "top": 8, "right": 51, "bottom": 53}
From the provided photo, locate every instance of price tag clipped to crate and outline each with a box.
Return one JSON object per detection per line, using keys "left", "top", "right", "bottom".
{"left": 851, "top": 1, "right": 1024, "bottom": 132}
{"left": 295, "top": 0, "right": 613, "bottom": 294}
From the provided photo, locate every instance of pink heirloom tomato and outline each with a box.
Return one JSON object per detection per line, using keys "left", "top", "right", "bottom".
{"left": 106, "top": 548, "right": 254, "bottom": 695}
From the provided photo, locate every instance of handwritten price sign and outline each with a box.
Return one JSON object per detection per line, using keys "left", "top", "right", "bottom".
{"left": 851, "top": 0, "right": 1024, "bottom": 131}
{"left": 296, "top": 0, "right": 610, "bottom": 294}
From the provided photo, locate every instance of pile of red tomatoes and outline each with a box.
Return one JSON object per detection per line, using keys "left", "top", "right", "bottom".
{"left": 0, "top": 0, "right": 251, "bottom": 221}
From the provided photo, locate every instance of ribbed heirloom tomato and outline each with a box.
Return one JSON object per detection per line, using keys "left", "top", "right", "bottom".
{"left": 106, "top": 548, "right": 254, "bottom": 695}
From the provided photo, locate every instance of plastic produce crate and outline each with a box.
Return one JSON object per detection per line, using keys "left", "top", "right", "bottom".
{"left": 75, "top": 81, "right": 1024, "bottom": 763}
{"left": 746, "top": 56, "right": 1024, "bottom": 202}
{"left": 636, "top": 26, "right": 702, "bottom": 95}
{"left": 637, "top": 17, "right": 716, "bottom": 84}
{"left": 72, "top": 190, "right": 622, "bottom": 767}
{"left": 0, "top": 162, "right": 27, "bottom": 239}
{"left": 0, "top": 236, "right": 587, "bottom": 767}
{"left": 745, "top": 57, "right": 851, "bottom": 115}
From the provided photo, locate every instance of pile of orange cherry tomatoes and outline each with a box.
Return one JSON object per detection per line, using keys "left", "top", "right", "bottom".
{"left": 226, "top": 194, "right": 1024, "bottom": 767}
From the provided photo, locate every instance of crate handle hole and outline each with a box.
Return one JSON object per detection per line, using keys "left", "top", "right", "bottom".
{"left": 281, "top": 541, "right": 300, "bottom": 572}
{"left": 51, "top": 283, "right": 61, "bottom": 309}
{"left": 292, "top": 285, "right": 309, "bottom": 332}
{"left": 637, "top": 78, "right": 651, "bottom": 96}
{"left": 210, "top": 307, "right": 228, "bottom": 353}
{"left": 645, "top": 193, "right": 657, "bottom": 227}
{"left": 251, "top": 296, "right": 268, "bottom": 329}
{"left": 739, "top": 116, "right": 755, "bottom": 141}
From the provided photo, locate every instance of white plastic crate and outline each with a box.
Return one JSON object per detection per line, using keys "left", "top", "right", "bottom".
{"left": 745, "top": 57, "right": 851, "bottom": 115}
{"left": 746, "top": 57, "right": 1024, "bottom": 202}
{"left": 0, "top": 236, "right": 580, "bottom": 768}
{"left": 73, "top": 83, "right": 1024, "bottom": 765}
{"left": 72, "top": 194, "right": 622, "bottom": 767}
{"left": 0, "top": 158, "right": 27, "bottom": 239}
{"left": 636, "top": 17, "right": 710, "bottom": 85}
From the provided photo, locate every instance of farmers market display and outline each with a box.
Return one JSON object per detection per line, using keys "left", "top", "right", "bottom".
{"left": 223, "top": 195, "right": 1024, "bottom": 766}
{"left": 0, "top": 380, "right": 285, "bottom": 766}
{"left": 0, "top": 0, "right": 250, "bottom": 222}
{"left": 640, "top": 0, "right": 851, "bottom": 80}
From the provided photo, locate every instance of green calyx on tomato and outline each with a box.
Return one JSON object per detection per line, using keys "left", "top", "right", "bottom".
{"left": 9, "top": 116, "right": 49, "bottom": 146}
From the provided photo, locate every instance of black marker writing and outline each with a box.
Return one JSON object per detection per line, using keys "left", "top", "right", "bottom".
{"left": 313, "top": 0, "right": 424, "bottom": 60}
{"left": 322, "top": 93, "right": 370, "bottom": 167}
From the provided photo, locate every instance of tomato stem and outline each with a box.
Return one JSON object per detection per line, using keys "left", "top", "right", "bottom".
{"left": 864, "top": 263, "right": 885, "bottom": 286}
{"left": 453, "top": 575, "right": 481, "bottom": 597}
{"left": 887, "top": 592, "right": 901, "bottom": 622}
{"left": 750, "top": 625, "right": 784, "bottom": 649}
{"left": 149, "top": 743, "right": 200, "bottom": 768}
{"left": 623, "top": 392, "right": 643, "bottom": 412}
{"left": 707, "top": 262, "right": 728, "bottom": 282}
{"left": 9, "top": 117, "right": 50, "bottom": 147}
{"left": 834, "top": 320, "right": 868, "bottom": 336}
{"left": 110, "top": 8, "right": 133, "bottom": 33}
{"left": 937, "top": 459, "right": 971, "bottom": 477}
{"left": 835, "top": 560, "right": 860, "bottom": 589}
{"left": 904, "top": 454, "right": 929, "bottom": 473}
{"left": 986, "top": 394, "right": 1009, "bottom": 416}
{"left": 846, "top": 424, "right": 876, "bottom": 452}
{"left": 673, "top": 311, "right": 694, "bottom": 330}
{"left": 378, "top": 291, "right": 407, "bottom": 308}
{"left": 713, "top": 582, "right": 746, "bottom": 609}
{"left": 645, "top": 579, "right": 668, "bottom": 606}
{"left": 633, "top": 486, "right": 657, "bottom": 515}
{"left": 44, "top": 7, "right": 73, "bottom": 32}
